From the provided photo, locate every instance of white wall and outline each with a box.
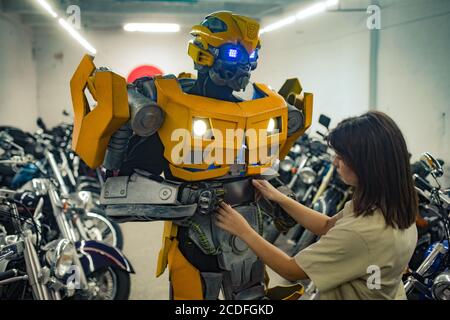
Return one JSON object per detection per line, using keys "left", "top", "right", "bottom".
{"left": 33, "top": 28, "right": 194, "bottom": 127}
{"left": 254, "top": 1, "right": 371, "bottom": 134}
{"left": 255, "top": 0, "right": 450, "bottom": 182}
{"left": 377, "top": 0, "right": 450, "bottom": 180}
{"left": 0, "top": 15, "right": 38, "bottom": 132}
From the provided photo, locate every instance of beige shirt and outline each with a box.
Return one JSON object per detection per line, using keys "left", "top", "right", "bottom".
{"left": 295, "top": 201, "right": 417, "bottom": 300}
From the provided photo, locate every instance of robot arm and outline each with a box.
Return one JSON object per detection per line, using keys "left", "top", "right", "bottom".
{"left": 257, "top": 78, "right": 314, "bottom": 233}
{"left": 103, "top": 82, "right": 164, "bottom": 171}
{"left": 99, "top": 172, "right": 198, "bottom": 223}
{"left": 70, "top": 56, "right": 186, "bottom": 223}
{"left": 278, "top": 78, "right": 314, "bottom": 161}
{"left": 70, "top": 55, "right": 164, "bottom": 172}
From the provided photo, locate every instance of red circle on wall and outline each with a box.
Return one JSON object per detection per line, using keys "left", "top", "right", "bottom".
{"left": 127, "top": 65, "right": 164, "bottom": 83}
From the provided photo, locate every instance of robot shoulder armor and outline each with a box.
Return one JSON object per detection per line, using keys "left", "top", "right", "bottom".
{"left": 131, "top": 74, "right": 186, "bottom": 101}
{"left": 178, "top": 77, "right": 196, "bottom": 93}
{"left": 131, "top": 76, "right": 158, "bottom": 102}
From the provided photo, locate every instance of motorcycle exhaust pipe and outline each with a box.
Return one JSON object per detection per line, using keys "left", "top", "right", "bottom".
{"left": 0, "top": 275, "right": 29, "bottom": 286}
{"left": 0, "top": 269, "right": 18, "bottom": 281}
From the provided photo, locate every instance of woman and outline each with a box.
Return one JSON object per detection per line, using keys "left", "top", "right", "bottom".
{"left": 215, "top": 111, "right": 418, "bottom": 300}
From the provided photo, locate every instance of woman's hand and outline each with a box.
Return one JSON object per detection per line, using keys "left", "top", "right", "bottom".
{"left": 215, "top": 202, "right": 253, "bottom": 239}
{"left": 252, "top": 179, "right": 285, "bottom": 203}
{"left": 215, "top": 202, "right": 308, "bottom": 283}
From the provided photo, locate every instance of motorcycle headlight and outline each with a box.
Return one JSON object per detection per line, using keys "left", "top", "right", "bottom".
{"left": 78, "top": 190, "right": 92, "bottom": 205}
{"left": 54, "top": 240, "right": 75, "bottom": 278}
{"left": 299, "top": 167, "right": 317, "bottom": 185}
{"left": 432, "top": 271, "right": 450, "bottom": 300}
{"left": 280, "top": 157, "right": 294, "bottom": 172}
{"left": 291, "top": 144, "right": 302, "bottom": 154}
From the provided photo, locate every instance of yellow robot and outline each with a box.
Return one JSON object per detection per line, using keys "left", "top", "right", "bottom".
{"left": 70, "top": 11, "right": 313, "bottom": 300}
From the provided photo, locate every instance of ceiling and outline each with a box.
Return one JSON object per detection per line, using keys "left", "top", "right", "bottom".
{"left": 0, "top": 0, "right": 307, "bottom": 31}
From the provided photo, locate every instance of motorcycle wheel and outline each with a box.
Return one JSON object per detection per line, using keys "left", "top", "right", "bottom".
{"left": 83, "top": 267, "right": 130, "bottom": 300}
{"left": 81, "top": 209, "right": 124, "bottom": 250}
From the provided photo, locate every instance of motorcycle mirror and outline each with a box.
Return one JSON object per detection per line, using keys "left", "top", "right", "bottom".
{"left": 36, "top": 118, "right": 47, "bottom": 131}
{"left": 316, "top": 131, "right": 326, "bottom": 139}
{"left": 318, "top": 114, "right": 331, "bottom": 130}
{"left": 420, "top": 152, "right": 444, "bottom": 178}
{"left": 280, "top": 157, "right": 295, "bottom": 172}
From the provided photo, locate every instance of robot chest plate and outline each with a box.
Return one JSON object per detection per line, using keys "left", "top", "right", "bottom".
{"left": 154, "top": 78, "right": 288, "bottom": 181}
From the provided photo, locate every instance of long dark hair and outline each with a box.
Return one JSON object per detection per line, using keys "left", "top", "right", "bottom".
{"left": 328, "top": 111, "right": 418, "bottom": 229}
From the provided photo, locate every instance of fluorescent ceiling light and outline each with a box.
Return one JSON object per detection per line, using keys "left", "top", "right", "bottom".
{"left": 260, "top": 16, "right": 297, "bottom": 34}
{"left": 58, "top": 18, "right": 97, "bottom": 55}
{"left": 124, "top": 23, "right": 180, "bottom": 33}
{"left": 296, "top": 3, "right": 327, "bottom": 20}
{"left": 260, "top": 0, "right": 339, "bottom": 34}
{"left": 33, "top": 0, "right": 98, "bottom": 54}
{"left": 35, "top": 0, "right": 58, "bottom": 18}
{"left": 326, "top": 0, "right": 339, "bottom": 7}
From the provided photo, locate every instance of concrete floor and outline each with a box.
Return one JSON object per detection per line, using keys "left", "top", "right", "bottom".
{"left": 121, "top": 222, "right": 290, "bottom": 300}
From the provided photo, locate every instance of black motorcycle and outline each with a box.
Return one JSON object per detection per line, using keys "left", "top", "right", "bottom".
{"left": 404, "top": 153, "right": 450, "bottom": 300}
{"left": 0, "top": 182, "right": 134, "bottom": 300}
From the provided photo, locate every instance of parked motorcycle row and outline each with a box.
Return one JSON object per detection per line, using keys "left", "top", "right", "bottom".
{"left": 0, "top": 117, "right": 132, "bottom": 300}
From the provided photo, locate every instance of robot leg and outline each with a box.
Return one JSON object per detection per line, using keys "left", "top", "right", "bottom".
{"left": 167, "top": 239, "right": 204, "bottom": 300}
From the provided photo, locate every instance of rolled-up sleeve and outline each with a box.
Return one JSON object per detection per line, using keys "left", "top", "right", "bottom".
{"left": 294, "top": 228, "right": 369, "bottom": 292}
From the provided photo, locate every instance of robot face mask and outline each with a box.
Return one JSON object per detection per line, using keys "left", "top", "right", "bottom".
{"left": 209, "top": 44, "right": 259, "bottom": 91}
{"left": 188, "top": 11, "right": 261, "bottom": 92}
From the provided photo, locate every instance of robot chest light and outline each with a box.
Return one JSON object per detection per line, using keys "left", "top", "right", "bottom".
{"left": 155, "top": 79, "right": 289, "bottom": 180}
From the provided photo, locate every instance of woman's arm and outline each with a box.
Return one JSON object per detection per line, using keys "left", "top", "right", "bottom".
{"left": 215, "top": 203, "right": 308, "bottom": 282}
{"left": 253, "top": 180, "right": 337, "bottom": 236}
{"left": 277, "top": 195, "right": 338, "bottom": 236}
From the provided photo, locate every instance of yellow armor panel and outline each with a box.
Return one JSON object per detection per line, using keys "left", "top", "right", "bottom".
{"left": 154, "top": 78, "right": 289, "bottom": 181}
{"left": 188, "top": 11, "right": 261, "bottom": 67}
{"left": 279, "top": 92, "right": 313, "bottom": 160}
{"left": 70, "top": 55, "right": 130, "bottom": 169}
{"left": 190, "top": 11, "right": 260, "bottom": 54}
{"left": 156, "top": 221, "right": 178, "bottom": 277}
{"left": 167, "top": 239, "right": 204, "bottom": 300}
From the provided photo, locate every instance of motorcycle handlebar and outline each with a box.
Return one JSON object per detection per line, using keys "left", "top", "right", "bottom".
{"left": 413, "top": 174, "right": 433, "bottom": 193}
{"left": 316, "top": 131, "right": 326, "bottom": 138}
{"left": 0, "top": 269, "right": 18, "bottom": 281}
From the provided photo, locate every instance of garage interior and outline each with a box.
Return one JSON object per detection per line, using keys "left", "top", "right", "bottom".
{"left": 0, "top": 0, "right": 449, "bottom": 300}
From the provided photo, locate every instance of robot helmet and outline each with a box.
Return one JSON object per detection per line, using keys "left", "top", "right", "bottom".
{"left": 188, "top": 11, "right": 261, "bottom": 91}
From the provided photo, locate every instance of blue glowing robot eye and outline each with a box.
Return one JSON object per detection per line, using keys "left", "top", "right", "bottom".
{"left": 228, "top": 48, "right": 238, "bottom": 58}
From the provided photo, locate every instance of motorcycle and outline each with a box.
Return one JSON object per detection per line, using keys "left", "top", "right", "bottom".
{"left": 279, "top": 115, "right": 332, "bottom": 203}
{"left": 265, "top": 115, "right": 332, "bottom": 245}
{"left": 408, "top": 157, "right": 447, "bottom": 271}
{"left": 1, "top": 125, "right": 123, "bottom": 249}
{"left": 275, "top": 115, "right": 353, "bottom": 255}
{"left": 404, "top": 152, "right": 450, "bottom": 300}
{"left": 0, "top": 179, "right": 134, "bottom": 300}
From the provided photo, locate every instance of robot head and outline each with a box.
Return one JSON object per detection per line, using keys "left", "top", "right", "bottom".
{"left": 188, "top": 11, "right": 261, "bottom": 91}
